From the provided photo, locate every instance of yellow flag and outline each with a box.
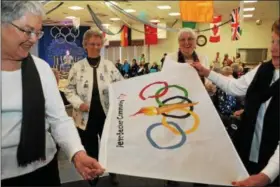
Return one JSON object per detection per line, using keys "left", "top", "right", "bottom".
{"left": 180, "top": 1, "right": 214, "bottom": 23}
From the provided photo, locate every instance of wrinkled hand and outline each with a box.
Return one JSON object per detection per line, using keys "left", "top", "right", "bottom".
{"left": 190, "top": 62, "right": 211, "bottom": 77}
{"left": 72, "top": 151, "right": 105, "bottom": 180}
{"left": 232, "top": 173, "right": 271, "bottom": 187}
{"left": 79, "top": 103, "right": 89, "bottom": 112}
{"left": 234, "top": 109, "right": 244, "bottom": 117}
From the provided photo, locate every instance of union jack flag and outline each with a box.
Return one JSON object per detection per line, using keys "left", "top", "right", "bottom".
{"left": 231, "top": 7, "right": 241, "bottom": 41}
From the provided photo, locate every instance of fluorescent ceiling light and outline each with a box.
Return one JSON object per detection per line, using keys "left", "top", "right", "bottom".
{"left": 68, "top": 6, "right": 84, "bottom": 10}
{"left": 65, "top": 16, "right": 76, "bottom": 19}
{"left": 244, "top": 1, "right": 257, "bottom": 3}
{"left": 110, "top": 17, "right": 121, "bottom": 21}
{"left": 243, "top": 7, "right": 255, "bottom": 11}
{"left": 169, "top": 12, "right": 180, "bottom": 16}
{"left": 150, "top": 19, "right": 160, "bottom": 23}
{"left": 157, "top": 5, "right": 171, "bottom": 10}
{"left": 109, "top": 1, "right": 118, "bottom": 5}
{"left": 243, "top": 14, "right": 253, "bottom": 18}
{"left": 125, "top": 9, "right": 136, "bottom": 13}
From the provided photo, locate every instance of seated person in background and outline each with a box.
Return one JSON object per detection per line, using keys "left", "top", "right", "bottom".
{"left": 115, "top": 59, "right": 123, "bottom": 73}
{"left": 150, "top": 62, "right": 159, "bottom": 73}
{"left": 144, "top": 62, "right": 150, "bottom": 74}
{"left": 137, "top": 63, "right": 145, "bottom": 76}
{"left": 130, "top": 59, "right": 139, "bottom": 77}
{"left": 122, "top": 59, "right": 130, "bottom": 77}
{"left": 212, "top": 67, "right": 240, "bottom": 119}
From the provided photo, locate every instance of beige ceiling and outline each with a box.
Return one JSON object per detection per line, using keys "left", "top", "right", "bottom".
{"left": 43, "top": 1, "right": 279, "bottom": 26}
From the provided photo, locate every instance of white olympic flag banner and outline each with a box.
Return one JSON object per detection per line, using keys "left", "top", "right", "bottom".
{"left": 99, "top": 62, "right": 249, "bottom": 185}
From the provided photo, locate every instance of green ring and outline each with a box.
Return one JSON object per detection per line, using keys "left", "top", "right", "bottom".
{"left": 155, "top": 85, "right": 188, "bottom": 106}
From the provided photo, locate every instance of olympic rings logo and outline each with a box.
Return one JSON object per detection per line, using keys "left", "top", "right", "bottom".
{"left": 50, "top": 26, "right": 80, "bottom": 44}
{"left": 132, "top": 81, "right": 200, "bottom": 149}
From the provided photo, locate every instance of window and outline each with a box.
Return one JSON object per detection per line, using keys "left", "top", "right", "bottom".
{"left": 238, "top": 48, "right": 268, "bottom": 64}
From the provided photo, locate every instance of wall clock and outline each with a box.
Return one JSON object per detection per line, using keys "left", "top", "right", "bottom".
{"left": 197, "top": 35, "right": 207, "bottom": 47}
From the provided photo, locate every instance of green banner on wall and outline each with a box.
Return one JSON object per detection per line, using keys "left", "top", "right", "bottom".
{"left": 182, "top": 22, "right": 196, "bottom": 29}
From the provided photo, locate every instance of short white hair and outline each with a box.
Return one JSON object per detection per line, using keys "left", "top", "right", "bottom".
{"left": 1, "top": 1, "right": 45, "bottom": 23}
{"left": 82, "top": 29, "right": 104, "bottom": 49}
{"left": 177, "top": 28, "right": 197, "bottom": 41}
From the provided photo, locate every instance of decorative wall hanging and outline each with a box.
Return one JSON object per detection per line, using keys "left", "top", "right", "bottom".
{"left": 209, "top": 15, "right": 222, "bottom": 43}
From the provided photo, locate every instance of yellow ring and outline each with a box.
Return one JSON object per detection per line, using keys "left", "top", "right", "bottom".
{"left": 162, "top": 108, "right": 200, "bottom": 135}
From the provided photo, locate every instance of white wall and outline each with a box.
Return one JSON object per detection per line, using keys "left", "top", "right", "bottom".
{"left": 103, "top": 20, "right": 275, "bottom": 65}
{"left": 195, "top": 20, "right": 274, "bottom": 63}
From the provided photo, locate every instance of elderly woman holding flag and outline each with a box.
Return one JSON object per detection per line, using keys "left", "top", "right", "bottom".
{"left": 1, "top": 1, "right": 104, "bottom": 186}
{"left": 162, "top": 28, "right": 210, "bottom": 75}
{"left": 192, "top": 18, "right": 280, "bottom": 187}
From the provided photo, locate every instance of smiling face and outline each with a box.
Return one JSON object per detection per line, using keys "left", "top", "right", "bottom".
{"left": 85, "top": 36, "right": 103, "bottom": 57}
{"left": 178, "top": 32, "right": 196, "bottom": 56}
{"left": 1, "top": 12, "right": 42, "bottom": 60}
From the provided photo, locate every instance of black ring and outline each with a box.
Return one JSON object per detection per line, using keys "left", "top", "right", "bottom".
{"left": 161, "top": 96, "right": 194, "bottom": 119}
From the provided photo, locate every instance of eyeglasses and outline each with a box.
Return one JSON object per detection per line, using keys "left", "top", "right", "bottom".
{"left": 87, "top": 42, "right": 102, "bottom": 47}
{"left": 179, "top": 37, "right": 195, "bottom": 43}
{"left": 10, "top": 22, "right": 44, "bottom": 39}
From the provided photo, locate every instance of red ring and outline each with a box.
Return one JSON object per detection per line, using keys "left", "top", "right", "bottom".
{"left": 139, "top": 81, "right": 169, "bottom": 100}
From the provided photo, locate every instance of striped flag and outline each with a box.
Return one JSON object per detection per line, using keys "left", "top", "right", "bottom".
{"left": 121, "top": 25, "right": 131, "bottom": 47}
{"left": 209, "top": 15, "right": 222, "bottom": 43}
{"left": 231, "top": 8, "right": 241, "bottom": 41}
{"left": 179, "top": 1, "right": 213, "bottom": 23}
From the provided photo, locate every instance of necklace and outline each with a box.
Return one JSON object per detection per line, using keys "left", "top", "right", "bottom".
{"left": 90, "top": 61, "right": 100, "bottom": 68}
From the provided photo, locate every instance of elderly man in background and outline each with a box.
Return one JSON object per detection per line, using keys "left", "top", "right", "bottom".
{"left": 1, "top": 1, "right": 104, "bottom": 186}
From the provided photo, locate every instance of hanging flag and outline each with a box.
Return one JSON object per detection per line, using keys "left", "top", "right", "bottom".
{"left": 231, "top": 8, "right": 241, "bottom": 41}
{"left": 182, "top": 22, "right": 196, "bottom": 29}
{"left": 180, "top": 1, "right": 213, "bottom": 23}
{"left": 144, "top": 24, "right": 158, "bottom": 45}
{"left": 121, "top": 25, "right": 131, "bottom": 47}
{"left": 209, "top": 15, "right": 222, "bottom": 43}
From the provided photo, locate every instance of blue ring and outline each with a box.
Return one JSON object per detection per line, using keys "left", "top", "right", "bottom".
{"left": 146, "top": 122, "right": 187, "bottom": 149}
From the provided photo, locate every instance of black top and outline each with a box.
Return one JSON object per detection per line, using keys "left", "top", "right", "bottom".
{"left": 87, "top": 56, "right": 106, "bottom": 129}
{"left": 87, "top": 56, "right": 101, "bottom": 67}
{"left": 234, "top": 61, "right": 279, "bottom": 174}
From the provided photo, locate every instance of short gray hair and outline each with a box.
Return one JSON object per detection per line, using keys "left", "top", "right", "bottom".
{"left": 178, "top": 28, "right": 197, "bottom": 41}
{"left": 212, "top": 67, "right": 221, "bottom": 73}
{"left": 221, "top": 66, "right": 233, "bottom": 75}
{"left": 82, "top": 29, "right": 104, "bottom": 49}
{"left": 1, "top": 1, "right": 45, "bottom": 23}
